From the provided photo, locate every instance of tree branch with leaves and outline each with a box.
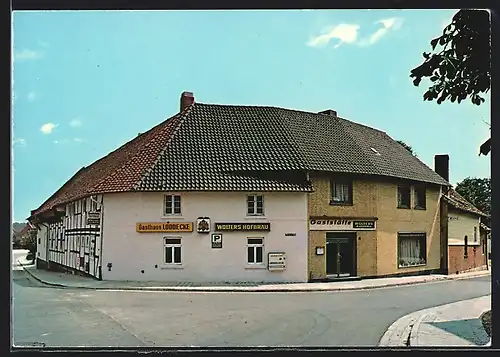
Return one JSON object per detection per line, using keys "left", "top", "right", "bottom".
{"left": 409, "top": 10, "right": 491, "bottom": 155}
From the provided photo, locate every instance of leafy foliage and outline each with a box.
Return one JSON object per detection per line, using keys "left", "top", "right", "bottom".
{"left": 396, "top": 140, "right": 417, "bottom": 156}
{"left": 455, "top": 177, "right": 491, "bottom": 216}
{"left": 410, "top": 10, "right": 491, "bottom": 105}
{"left": 20, "top": 228, "right": 37, "bottom": 260}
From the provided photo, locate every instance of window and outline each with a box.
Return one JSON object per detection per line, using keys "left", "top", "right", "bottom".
{"left": 164, "top": 195, "right": 181, "bottom": 215}
{"left": 397, "top": 185, "right": 411, "bottom": 209}
{"left": 398, "top": 233, "right": 426, "bottom": 267}
{"left": 164, "top": 238, "right": 182, "bottom": 264}
{"left": 247, "top": 238, "right": 264, "bottom": 264}
{"left": 330, "top": 180, "right": 353, "bottom": 205}
{"left": 414, "top": 185, "right": 426, "bottom": 210}
{"left": 247, "top": 195, "right": 264, "bottom": 215}
{"left": 474, "top": 226, "right": 478, "bottom": 242}
{"left": 482, "top": 235, "right": 486, "bottom": 255}
{"left": 82, "top": 199, "right": 87, "bottom": 213}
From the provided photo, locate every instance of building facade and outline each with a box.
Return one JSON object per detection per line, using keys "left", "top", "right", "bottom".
{"left": 29, "top": 91, "right": 451, "bottom": 283}
{"left": 101, "top": 191, "right": 308, "bottom": 282}
{"left": 308, "top": 174, "right": 442, "bottom": 280}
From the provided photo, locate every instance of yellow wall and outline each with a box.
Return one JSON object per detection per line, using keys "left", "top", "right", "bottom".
{"left": 308, "top": 174, "right": 442, "bottom": 279}
{"left": 448, "top": 209, "right": 481, "bottom": 246}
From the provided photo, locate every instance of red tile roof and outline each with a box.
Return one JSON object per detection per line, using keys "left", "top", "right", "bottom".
{"left": 30, "top": 110, "right": 185, "bottom": 218}
{"left": 444, "top": 188, "right": 489, "bottom": 218}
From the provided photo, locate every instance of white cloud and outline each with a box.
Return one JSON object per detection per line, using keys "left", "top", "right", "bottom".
{"left": 40, "top": 123, "right": 58, "bottom": 134}
{"left": 308, "top": 18, "right": 403, "bottom": 49}
{"left": 13, "top": 138, "right": 27, "bottom": 147}
{"left": 359, "top": 17, "right": 403, "bottom": 46}
{"left": 53, "top": 138, "right": 84, "bottom": 145}
{"left": 307, "top": 23, "right": 360, "bottom": 48}
{"left": 69, "top": 118, "right": 82, "bottom": 127}
{"left": 27, "top": 91, "right": 36, "bottom": 101}
{"left": 14, "top": 49, "right": 43, "bottom": 61}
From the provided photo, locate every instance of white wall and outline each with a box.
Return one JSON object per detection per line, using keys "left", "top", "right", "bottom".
{"left": 448, "top": 209, "right": 481, "bottom": 246}
{"left": 101, "top": 191, "right": 309, "bottom": 283}
{"left": 36, "top": 225, "right": 47, "bottom": 261}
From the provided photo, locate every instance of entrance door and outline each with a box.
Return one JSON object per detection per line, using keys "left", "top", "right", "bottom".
{"left": 326, "top": 233, "right": 356, "bottom": 277}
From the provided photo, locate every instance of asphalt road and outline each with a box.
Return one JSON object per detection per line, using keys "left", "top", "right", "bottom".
{"left": 12, "top": 270, "right": 491, "bottom": 348}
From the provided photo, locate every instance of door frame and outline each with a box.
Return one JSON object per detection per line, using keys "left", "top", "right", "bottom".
{"left": 325, "top": 232, "right": 357, "bottom": 277}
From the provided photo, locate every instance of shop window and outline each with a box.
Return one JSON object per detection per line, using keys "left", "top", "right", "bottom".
{"left": 247, "top": 195, "right": 264, "bottom": 215}
{"left": 247, "top": 238, "right": 264, "bottom": 264}
{"left": 398, "top": 233, "right": 426, "bottom": 267}
{"left": 414, "top": 185, "right": 427, "bottom": 210}
{"left": 397, "top": 185, "right": 411, "bottom": 209}
{"left": 164, "top": 195, "right": 181, "bottom": 215}
{"left": 330, "top": 180, "right": 353, "bottom": 205}
{"left": 164, "top": 238, "right": 182, "bottom": 264}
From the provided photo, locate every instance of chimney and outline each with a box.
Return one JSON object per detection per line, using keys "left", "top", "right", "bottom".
{"left": 180, "top": 91, "right": 195, "bottom": 111}
{"left": 434, "top": 154, "right": 450, "bottom": 182}
{"left": 318, "top": 109, "right": 337, "bottom": 116}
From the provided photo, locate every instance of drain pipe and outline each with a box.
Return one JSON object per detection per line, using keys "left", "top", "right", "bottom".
{"left": 90, "top": 196, "right": 104, "bottom": 280}
{"left": 40, "top": 221, "right": 50, "bottom": 269}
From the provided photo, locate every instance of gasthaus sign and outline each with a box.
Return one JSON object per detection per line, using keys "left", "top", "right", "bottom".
{"left": 136, "top": 222, "right": 193, "bottom": 233}
{"left": 309, "top": 218, "right": 376, "bottom": 231}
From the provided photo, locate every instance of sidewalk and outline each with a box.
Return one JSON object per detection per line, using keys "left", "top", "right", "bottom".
{"left": 17, "top": 260, "right": 490, "bottom": 292}
{"left": 379, "top": 295, "right": 491, "bottom": 347}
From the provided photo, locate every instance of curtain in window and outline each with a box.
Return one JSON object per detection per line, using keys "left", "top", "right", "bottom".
{"left": 399, "top": 238, "right": 422, "bottom": 266}
{"left": 333, "top": 183, "right": 349, "bottom": 202}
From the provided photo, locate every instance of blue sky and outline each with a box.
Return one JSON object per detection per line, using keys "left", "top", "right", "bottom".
{"left": 12, "top": 10, "right": 491, "bottom": 222}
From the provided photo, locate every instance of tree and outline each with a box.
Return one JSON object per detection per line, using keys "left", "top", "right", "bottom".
{"left": 409, "top": 10, "right": 491, "bottom": 155}
{"left": 396, "top": 140, "right": 417, "bottom": 157}
{"left": 455, "top": 177, "right": 491, "bottom": 216}
{"left": 20, "top": 228, "right": 37, "bottom": 262}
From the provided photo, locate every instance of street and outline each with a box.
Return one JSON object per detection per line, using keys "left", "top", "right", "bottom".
{"left": 12, "top": 269, "right": 491, "bottom": 347}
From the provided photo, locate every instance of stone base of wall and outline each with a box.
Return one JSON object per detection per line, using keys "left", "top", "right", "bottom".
{"left": 36, "top": 258, "right": 48, "bottom": 270}
{"left": 38, "top": 259, "right": 99, "bottom": 280}
{"left": 448, "top": 245, "right": 487, "bottom": 275}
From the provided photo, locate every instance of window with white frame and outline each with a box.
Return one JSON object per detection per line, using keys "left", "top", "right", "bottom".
{"left": 164, "top": 195, "right": 181, "bottom": 215}
{"left": 398, "top": 233, "right": 426, "bottom": 268}
{"left": 247, "top": 238, "right": 264, "bottom": 264}
{"left": 164, "top": 237, "right": 182, "bottom": 264}
{"left": 247, "top": 195, "right": 264, "bottom": 215}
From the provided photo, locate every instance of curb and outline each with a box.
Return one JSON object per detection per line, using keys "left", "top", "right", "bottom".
{"left": 17, "top": 260, "right": 67, "bottom": 288}
{"left": 16, "top": 261, "right": 490, "bottom": 293}
{"left": 378, "top": 295, "right": 492, "bottom": 347}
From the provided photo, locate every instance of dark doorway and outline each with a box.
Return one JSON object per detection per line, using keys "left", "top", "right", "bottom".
{"left": 326, "top": 232, "right": 356, "bottom": 277}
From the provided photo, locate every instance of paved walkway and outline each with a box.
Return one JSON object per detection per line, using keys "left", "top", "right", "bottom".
{"left": 379, "top": 295, "right": 491, "bottom": 347}
{"left": 17, "top": 260, "right": 490, "bottom": 292}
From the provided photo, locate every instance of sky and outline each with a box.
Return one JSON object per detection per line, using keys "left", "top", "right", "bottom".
{"left": 12, "top": 10, "right": 491, "bottom": 222}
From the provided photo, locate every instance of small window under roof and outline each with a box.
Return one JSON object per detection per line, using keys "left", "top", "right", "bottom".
{"left": 370, "top": 147, "right": 381, "bottom": 156}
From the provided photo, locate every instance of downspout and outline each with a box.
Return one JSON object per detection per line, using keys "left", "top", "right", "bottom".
{"left": 40, "top": 221, "right": 50, "bottom": 269}
{"left": 90, "top": 196, "right": 104, "bottom": 280}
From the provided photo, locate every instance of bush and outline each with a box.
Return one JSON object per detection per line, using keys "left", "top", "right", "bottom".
{"left": 20, "top": 229, "right": 37, "bottom": 261}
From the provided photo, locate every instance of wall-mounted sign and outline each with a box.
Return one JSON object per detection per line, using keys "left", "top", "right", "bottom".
{"left": 309, "top": 218, "right": 376, "bottom": 231}
{"left": 197, "top": 217, "right": 211, "bottom": 234}
{"left": 268, "top": 252, "right": 286, "bottom": 271}
{"left": 215, "top": 223, "right": 271, "bottom": 232}
{"left": 211, "top": 233, "right": 222, "bottom": 249}
{"left": 448, "top": 216, "right": 459, "bottom": 221}
{"left": 315, "top": 246, "right": 325, "bottom": 255}
{"left": 86, "top": 212, "right": 101, "bottom": 225}
{"left": 136, "top": 222, "right": 193, "bottom": 233}
{"left": 285, "top": 232, "right": 296, "bottom": 237}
